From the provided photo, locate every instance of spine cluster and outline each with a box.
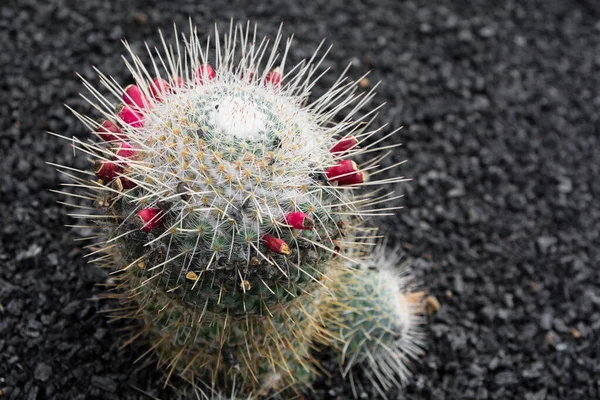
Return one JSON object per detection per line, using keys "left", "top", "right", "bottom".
{"left": 54, "top": 22, "right": 424, "bottom": 399}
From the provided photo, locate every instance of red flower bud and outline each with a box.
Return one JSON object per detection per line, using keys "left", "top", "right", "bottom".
{"left": 120, "top": 176, "right": 137, "bottom": 189}
{"left": 335, "top": 171, "right": 366, "bottom": 185}
{"left": 325, "top": 160, "right": 358, "bottom": 181}
{"left": 149, "top": 77, "right": 169, "bottom": 100}
{"left": 118, "top": 105, "right": 143, "bottom": 128}
{"left": 94, "top": 160, "right": 121, "bottom": 182}
{"left": 136, "top": 208, "right": 162, "bottom": 232}
{"left": 263, "top": 235, "right": 291, "bottom": 255}
{"left": 330, "top": 136, "right": 358, "bottom": 154}
{"left": 122, "top": 84, "right": 148, "bottom": 109}
{"left": 197, "top": 64, "right": 215, "bottom": 84}
{"left": 264, "top": 68, "right": 281, "bottom": 88}
{"left": 284, "top": 212, "right": 314, "bottom": 230}
{"left": 172, "top": 76, "right": 186, "bottom": 88}
{"left": 96, "top": 119, "right": 124, "bottom": 142}
{"left": 115, "top": 142, "right": 135, "bottom": 160}
{"left": 111, "top": 177, "right": 136, "bottom": 191}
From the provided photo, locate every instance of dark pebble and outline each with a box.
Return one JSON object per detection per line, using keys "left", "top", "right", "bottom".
{"left": 34, "top": 363, "right": 52, "bottom": 382}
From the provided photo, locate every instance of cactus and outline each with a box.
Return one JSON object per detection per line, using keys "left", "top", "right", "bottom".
{"left": 53, "top": 21, "right": 420, "bottom": 398}
{"left": 316, "top": 246, "right": 424, "bottom": 398}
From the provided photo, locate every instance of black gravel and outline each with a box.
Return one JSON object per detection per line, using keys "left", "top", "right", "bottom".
{"left": 1, "top": 0, "right": 599, "bottom": 399}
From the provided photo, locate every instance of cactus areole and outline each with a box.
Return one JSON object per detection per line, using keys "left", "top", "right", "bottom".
{"left": 55, "top": 21, "right": 415, "bottom": 396}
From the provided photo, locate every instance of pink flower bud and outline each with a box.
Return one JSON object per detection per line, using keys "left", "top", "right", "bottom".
{"left": 120, "top": 176, "right": 137, "bottom": 189}
{"left": 335, "top": 171, "right": 366, "bottom": 185}
{"left": 122, "top": 85, "right": 148, "bottom": 109}
{"left": 264, "top": 68, "right": 281, "bottom": 88}
{"left": 94, "top": 160, "right": 121, "bottom": 182}
{"left": 263, "top": 235, "right": 291, "bottom": 255}
{"left": 325, "top": 160, "right": 358, "bottom": 181}
{"left": 149, "top": 77, "right": 169, "bottom": 101}
{"left": 172, "top": 76, "right": 186, "bottom": 88}
{"left": 197, "top": 64, "right": 215, "bottom": 84}
{"left": 96, "top": 119, "right": 124, "bottom": 142}
{"left": 115, "top": 142, "right": 135, "bottom": 160}
{"left": 118, "top": 105, "right": 143, "bottom": 128}
{"left": 285, "top": 212, "right": 314, "bottom": 230}
{"left": 136, "top": 208, "right": 162, "bottom": 232}
{"left": 330, "top": 136, "right": 358, "bottom": 154}
{"left": 111, "top": 177, "right": 136, "bottom": 191}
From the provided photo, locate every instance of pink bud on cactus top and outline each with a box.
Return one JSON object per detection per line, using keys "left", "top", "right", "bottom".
{"left": 285, "top": 212, "right": 314, "bottom": 230}
{"left": 123, "top": 85, "right": 148, "bottom": 109}
{"left": 263, "top": 235, "right": 291, "bottom": 255}
{"left": 120, "top": 176, "right": 136, "bottom": 189}
{"left": 326, "top": 160, "right": 358, "bottom": 181}
{"left": 172, "top": 76, "right": 186, "bottom": 88}
{"left": 330, "top": 136, "right": 358, "bottom": 154}
{"left": 197, "top": 64, "right": 215, "bottom": 84}
{"left": 149, "top": 77, "right": 169, "bottom": 101}
{"left": 335, "top": 171, "right": 366, "bottom": 185}
{"left": 265, "top": 68, "right": 281, "bottom": 88}
{"left": 136, "top": 208, "right": 162, "bottom": 232}
{"left": 97, "top": 119, "right": 123, "bottom": 142}
{"left": 94, "top": 160, "right": 121, "bottom": 182}
{"left": 115, "top": 142, "right": 135, "bottom": 160}
{"left": 118, "top": 105, "right": 143, "bottom": 128}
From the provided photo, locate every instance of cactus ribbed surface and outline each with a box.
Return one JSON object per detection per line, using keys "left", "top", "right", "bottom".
{"left": 54, "top": 21, "right": 423, "bottom": 398}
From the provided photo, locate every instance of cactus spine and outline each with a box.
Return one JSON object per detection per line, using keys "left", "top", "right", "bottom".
{"left": 54, "top": 21, "right": 422, "bottom": 398}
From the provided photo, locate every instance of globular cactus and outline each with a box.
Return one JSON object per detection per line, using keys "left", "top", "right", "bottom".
{"left": 53, "top": 21, "right": 419, "bottom": 398}
{"left": 316, "top": 246, "right": 424, "bottom": 398}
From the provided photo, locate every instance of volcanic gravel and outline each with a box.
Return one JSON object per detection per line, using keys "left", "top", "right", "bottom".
{"left": 1, "top": 0, "right": 599, "bottom": 399}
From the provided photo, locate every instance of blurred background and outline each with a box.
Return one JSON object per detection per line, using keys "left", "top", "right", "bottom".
{"left": 1, "top": 0, "right": 599, "bottom": 399}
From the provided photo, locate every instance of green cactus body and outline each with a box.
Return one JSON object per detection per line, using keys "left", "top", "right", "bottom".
{"left": 56, "top": 22, "right": 415, "bottom": 398}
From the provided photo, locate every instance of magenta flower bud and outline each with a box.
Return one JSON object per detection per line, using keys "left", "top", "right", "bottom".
{"left": 110, "top": 176, "right": 136, "bottom": 191}
{"left": 263, "top": 235, "right": 291, "bottom": 255}
{"left": 122, "top": 85, "right": 148, "bottom": 109}
{"left": 197, "top": 64, "right": 215, "bottom": 84}
{"left": 172, "top": 76, "right": 186, "bottom": 88}
{"left": 284, "top": 212, "right": 314, "bottom": 230}
{"left": 136, "top": 208, "right": 163, "bottom": 232}
{"left": 150, "top": 77, "right": 169, "bottom": 101}
{"left": 120, "top": 176, "right": 137, "bottom": 189}
{"left": 94, "top": 160, "right": 121, "bottom": 182}
{"left": 264, "top": 68, "right": 281, "bottom": 88}
{"left": 115, "top": 142, "right": 135, "bottom": 160}
{"left": 325, "top": 159, "right": 358, "bottom": 181}
{"left": 330, "top": 136, "right": 358, "bottom": 154}
{"left": 118, "top": 105, "right": 143, "bottom": 128}
{"left": 96, "top": 119, "right": 124, "bottom": 142}
{"left": 335, "top": 171, "right": 366, "bottom": 186}
{"left": 111, "top": 176, "right": 137, "bottom": 191}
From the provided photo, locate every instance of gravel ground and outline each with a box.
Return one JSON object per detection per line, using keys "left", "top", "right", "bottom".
{"left": 1, "top": 0, "right": 599, "bottom": 399}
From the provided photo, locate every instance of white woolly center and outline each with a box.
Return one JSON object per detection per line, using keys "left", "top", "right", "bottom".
{"left": 211, "top": 95, "right": 267, "bottom": 140}
{"left": 377, "top": 268, "right": 413, "bottom": 336}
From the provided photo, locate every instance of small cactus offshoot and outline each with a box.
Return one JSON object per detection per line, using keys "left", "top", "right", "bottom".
{"left": 316, "top": 246, "right": 424, "bottom": 398}
{"left": 52, "top": 21, "right": 421, "bottom": 398}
